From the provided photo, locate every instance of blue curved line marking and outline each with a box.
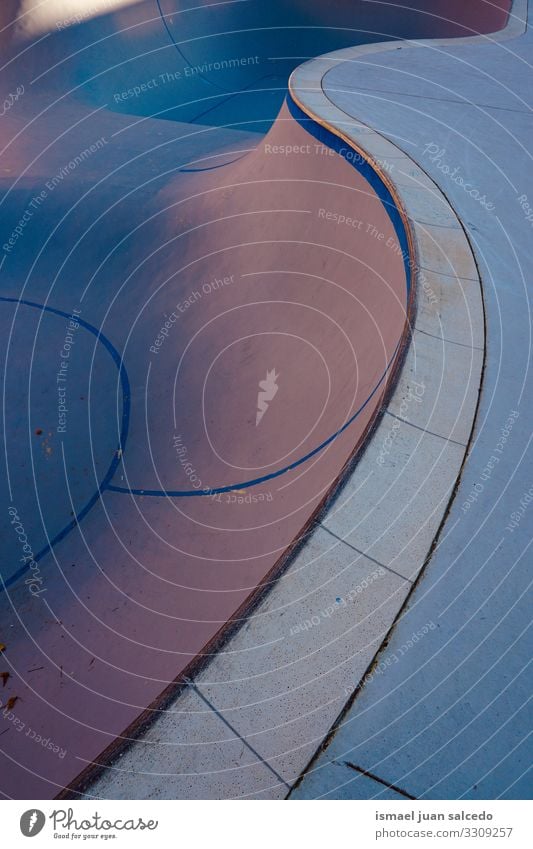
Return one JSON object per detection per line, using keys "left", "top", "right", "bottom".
{"left": 107, "top": 337, "right": 400, "bottom": 498}
{"left": 179, "top": 152, "right": 249, "bottom": 172}
{"left": 108, "top": 101, "right": 412, "bottom": 499}
{"left": 0, "top": 296, "right": 130, "bottom": 593}
{"left": 287, "top": 95, "right": 413, "bottom": 293}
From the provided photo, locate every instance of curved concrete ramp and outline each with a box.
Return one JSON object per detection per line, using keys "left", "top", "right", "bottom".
{"left": 0, "top": 0, "right": 510, "bottom": 798}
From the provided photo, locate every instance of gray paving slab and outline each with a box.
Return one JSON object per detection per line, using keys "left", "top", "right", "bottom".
{"left": 387, "top": 329, "right": 483, "bottom": 445}
{"left": 82, "top": 685, "right": 287, "bottom": 800}
{"left": 413, "top": 269, "right": 484, "bottom": 350}
{"left": 322, "top": 424, "right": 465, "bottom": 582}
{"left": 295, "top": 0, "right": 533, "bottom": 800}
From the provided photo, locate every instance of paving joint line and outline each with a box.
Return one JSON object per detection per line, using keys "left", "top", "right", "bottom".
{"left": 342, "top": 761, "right": 417, "bottom": 799}
{"left": 410, "top": 217, "right": 461, "bottom": 231}
{"left": 323, "top": 82, "right": 533, "bottom": 117}
{"left": 384, "top": 410, "right": 468, "bottom": 448}
{"left": 419, "top": 264, "right": 478, "bottom": 282}
{"left": 319, "top": 523, "right": 414, "bottom": 584}
{"left": 414, "top": 325, "right": 483, "bottom": 351}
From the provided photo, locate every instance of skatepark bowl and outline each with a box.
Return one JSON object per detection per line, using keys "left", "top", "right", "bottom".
{"left": 0, "top": 1, "right": 511, "bottom": 798}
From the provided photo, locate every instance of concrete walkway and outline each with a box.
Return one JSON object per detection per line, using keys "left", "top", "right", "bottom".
{"left": 292, "top": 0, "right": 532, "bottom": 800}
